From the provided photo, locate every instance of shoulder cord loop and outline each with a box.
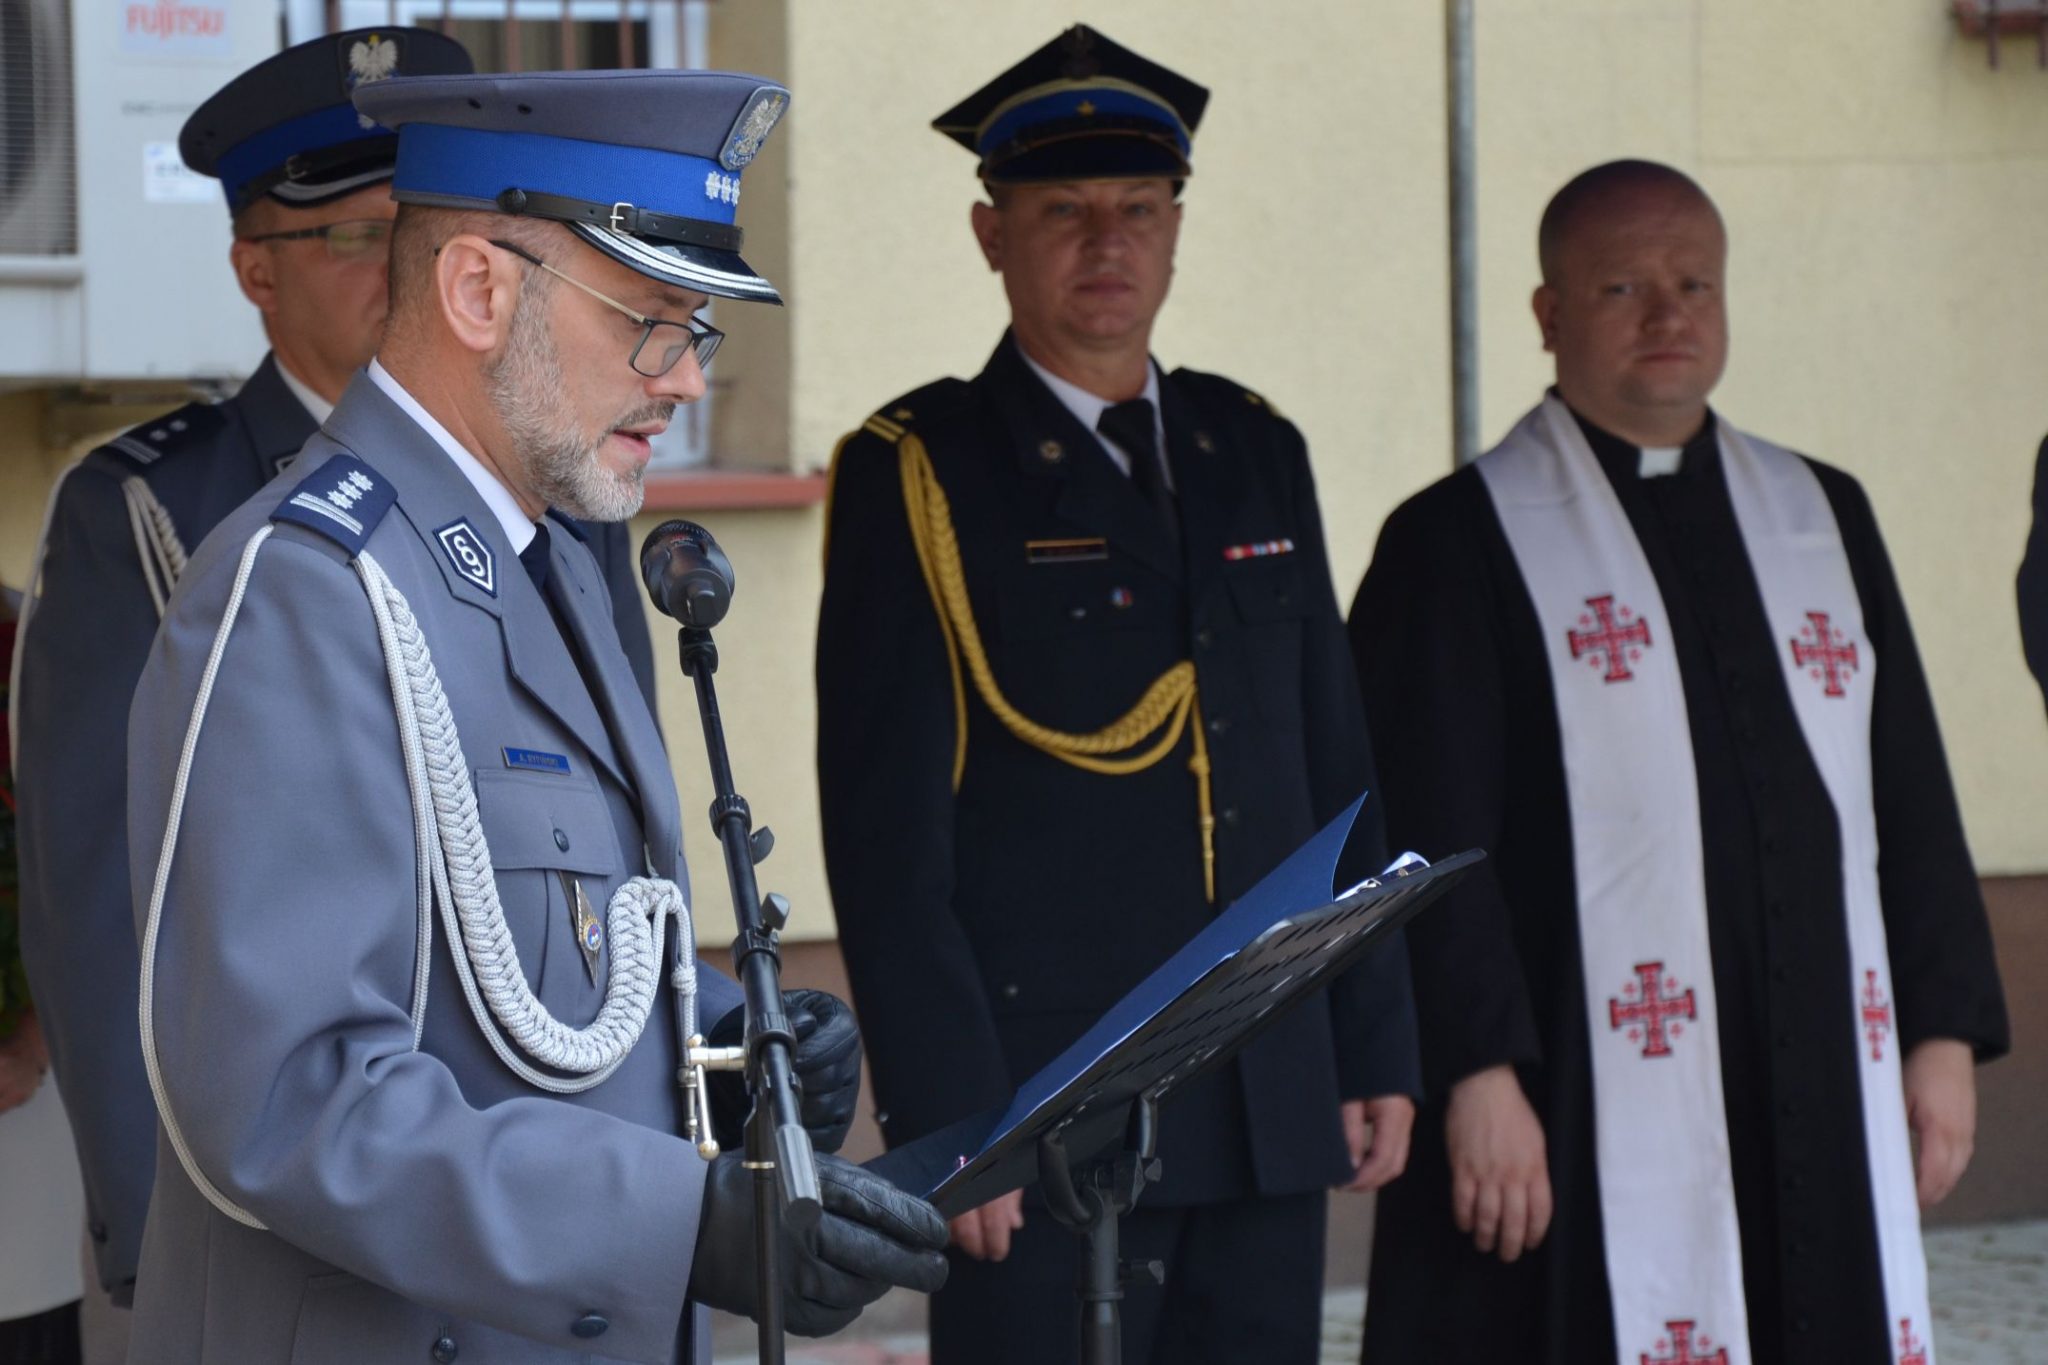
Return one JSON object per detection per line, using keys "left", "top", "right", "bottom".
{"left": 121, "top": 477, "right": 188, "bottom": 621}
{"left": 894, "top": 429, "right": 1215, "bottom": 902}
{"left": 139, "top": 531, "right": 697, "bottom": 1230}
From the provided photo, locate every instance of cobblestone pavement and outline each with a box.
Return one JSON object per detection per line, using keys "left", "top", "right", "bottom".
{"left": 713, "top": 1219, "right": 2048, "bottom": 1365}
{"left": 1926, "top": 1219, "right": 2048, "bottom": 1365}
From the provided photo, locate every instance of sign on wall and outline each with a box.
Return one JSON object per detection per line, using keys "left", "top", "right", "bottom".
{"left": 119, "top": 2, "right": 235, "bottom": 60}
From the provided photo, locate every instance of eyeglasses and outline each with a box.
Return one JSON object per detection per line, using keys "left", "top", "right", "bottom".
{"left": 489, "top": 239, "right": 723, "bottom": 378}
{"left": 240, "top": 219, "right": 392, "bottom": 261}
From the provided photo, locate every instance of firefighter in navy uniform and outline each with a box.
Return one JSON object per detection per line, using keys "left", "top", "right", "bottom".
{"left": 816, "top": 26, "right": 1421, "bottom": 1365}
{"left": 7, "top": 30, "right": 656, "bottom": 1311}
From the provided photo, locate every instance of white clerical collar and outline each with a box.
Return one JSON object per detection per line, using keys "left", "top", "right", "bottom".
{"left": 273, "top": 356, "right": 335, "bottom": 426}
{"left": 1639, "top": 446, "right": 1684, "bottom": 478}
{"left": 1017, "top": 341, "right": 1168, "bottom": 486}
{"left": 366, "top": 358, "right": 535, "bottom": 553}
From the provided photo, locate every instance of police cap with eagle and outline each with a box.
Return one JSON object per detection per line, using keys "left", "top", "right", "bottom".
{"left": 351, "top": 70, "right": 790, "bottom": 305}
{"left": 932, "top": 25, "right": 1208, "bottom": 186}
{"left": 180, "top": 28, "right": 474, "bottom": 213}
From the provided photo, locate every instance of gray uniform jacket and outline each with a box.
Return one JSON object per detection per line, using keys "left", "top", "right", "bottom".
{"left": 14, "top": 355, "right": 661, "bottom": 1300}
{"left": 124, "top": 373, "right": 737, "bottom": 1364}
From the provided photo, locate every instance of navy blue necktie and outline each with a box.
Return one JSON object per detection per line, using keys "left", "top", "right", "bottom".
{"left": 519, "top": 521, "right": 552, "bottom": 597}
{"left": 1098, "top": 398, "right": 1177, "bottom": 545}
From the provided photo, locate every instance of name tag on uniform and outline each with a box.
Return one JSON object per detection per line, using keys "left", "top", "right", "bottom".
{"left": 1025, "top": 537, "right": 1109, "bottom": 565}
{"left": 503, "top": 747, "right": 571, "bottom": 775}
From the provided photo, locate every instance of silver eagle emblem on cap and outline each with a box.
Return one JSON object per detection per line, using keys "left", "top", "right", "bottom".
{"left": 348, "top": 33, "right": 401, "bottom": 128}
{"left": 719, "top": 86, "right": 789, "bottom": 170}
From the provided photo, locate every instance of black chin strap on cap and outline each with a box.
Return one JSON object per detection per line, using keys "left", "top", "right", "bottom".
{"left": 494, "top": 187, "right": 744, "bottom": 253}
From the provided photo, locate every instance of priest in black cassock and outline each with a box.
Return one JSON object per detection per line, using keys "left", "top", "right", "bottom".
{"left": 1350, "top": 161, "right": 2008, "bottom": 1365}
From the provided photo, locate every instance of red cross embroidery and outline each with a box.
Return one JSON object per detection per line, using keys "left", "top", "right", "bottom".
{"left": 1861, "top": 970, "right": 1894, "bottom": 1063}
{"left": 1896, "top": 1318, "right": 1928, "bottom": 1365}
{"left": 1791, "top": 611, "right": 1859, "bottom": 698}
{"left": 1609, "top": 962, "right": 1697, "bottom": 1059}
{"left": 1569, "top": 594, "right": 1653, "bottom": 683}
{"left": 1641, "top": 1319, "right": 1730, "bottom": 1365}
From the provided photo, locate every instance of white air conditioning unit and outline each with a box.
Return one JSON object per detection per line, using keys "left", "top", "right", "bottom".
{"left": 0, "top": 0, "right": 276, "bottom": 383}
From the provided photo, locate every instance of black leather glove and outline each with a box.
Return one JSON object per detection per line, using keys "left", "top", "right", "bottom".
{"left": 706, "top": 990, "right": 864, "bottom": 1153}
{"left": 687, "top": 1151, "right": 950, "bottom": 1338}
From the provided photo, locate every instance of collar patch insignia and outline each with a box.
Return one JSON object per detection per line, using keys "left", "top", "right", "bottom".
{"left": 435, "top": 517, "right": 497, "bottom": 597}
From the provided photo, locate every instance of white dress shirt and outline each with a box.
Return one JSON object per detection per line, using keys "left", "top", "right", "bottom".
{"left": 274, "top": 357, "right": 335, "bottom": 427}
{"left": 1017, "top": 342, "right": 1172, "bottom": 490}
{"left": 366, "top": 358, "right": 536, "bottom": 552}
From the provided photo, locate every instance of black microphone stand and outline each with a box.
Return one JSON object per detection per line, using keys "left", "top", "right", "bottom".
{"left": 675, "top": 623, "right": 821, "bottom": 1365}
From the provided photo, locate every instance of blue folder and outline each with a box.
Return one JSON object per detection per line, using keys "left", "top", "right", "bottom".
{"left": 867, "top": 795, "right": 1481, "bottom": 1214}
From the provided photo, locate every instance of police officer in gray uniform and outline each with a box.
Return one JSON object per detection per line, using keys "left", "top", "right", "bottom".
{"left": 10, "top": 29, "right": 488, "bottom": 1308}
{"left": 121, "top": 68, "right": 946, "bottom": 1363}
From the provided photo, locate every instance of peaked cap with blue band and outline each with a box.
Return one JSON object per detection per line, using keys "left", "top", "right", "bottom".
{"left": 933, "top": 25, "right": 1208, "bottom": 186}
{"left": 352, "top": 70, "right": 790, "bottom": 305}
{"left": 180, "top": 28, "right": 474, "bottom": 213}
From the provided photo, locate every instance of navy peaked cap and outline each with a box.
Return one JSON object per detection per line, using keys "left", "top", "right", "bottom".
{"left": 933, "top": 25, "right": 1208, "bottom": 185}
{"left": 352, "top": 70, "right": 790, "bottom": 305}
{"left": 181, "top": 28, "right": 473, "bottom": 213}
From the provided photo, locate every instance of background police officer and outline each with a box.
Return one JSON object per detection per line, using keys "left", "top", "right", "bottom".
{"left": 10, "top": 29, "right": 489, "bottom": 1319}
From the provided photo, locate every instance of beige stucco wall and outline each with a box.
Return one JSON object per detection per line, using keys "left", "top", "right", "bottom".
{"left": 772, "top": 0, "right": 2048, "bottom": 900}
{"left": 5, "top": 0, "right": 2045, "bottom": 950}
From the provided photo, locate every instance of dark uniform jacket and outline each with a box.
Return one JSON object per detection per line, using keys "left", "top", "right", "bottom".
{"left": 817, "top": 334, "right": 1419, "bottom": 1205}
{"left": 2019, "top": 434, "right": 2048, "bottom": 714}
{"left": 13, "top": 353, "right": 657, "bottom": 1297}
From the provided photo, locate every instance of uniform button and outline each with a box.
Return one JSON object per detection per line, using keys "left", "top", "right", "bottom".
{"left": 431, "top": 1336, "right": 459, "bottom": 1363}
{"left": 1221, "top": 807, "right": 1240, "bottom": 827}
{"left": 1195, "top": 628, "right": 1215, "bottom": 648}
{"left": 553, "top": 829, "right": 570, "bottom": 851}
{"left": 1069, "top": 606, "right": 1088, "bottom": 621}
{"left": 1000, "top": 983, "right": 1020, "bottom": 1001}
{"left": 1207, "top": 716, "right": 1231, "bottom": 736}
{"left": 571, "top": 1314, "right": 609, "bottom": 1339}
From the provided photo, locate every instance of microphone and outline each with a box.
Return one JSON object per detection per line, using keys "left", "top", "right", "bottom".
{"left": 640, "top": 519, "right": 735, "bottom": 629}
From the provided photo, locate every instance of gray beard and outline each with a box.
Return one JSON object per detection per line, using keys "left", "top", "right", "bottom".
{"left": 487, "top": 295, "right": 665, "bottom": 524}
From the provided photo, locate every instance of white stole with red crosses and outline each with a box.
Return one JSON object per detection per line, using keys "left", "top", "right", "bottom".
{"left": 1476, "top": 395, "right": 1931, "bottom": 1365}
